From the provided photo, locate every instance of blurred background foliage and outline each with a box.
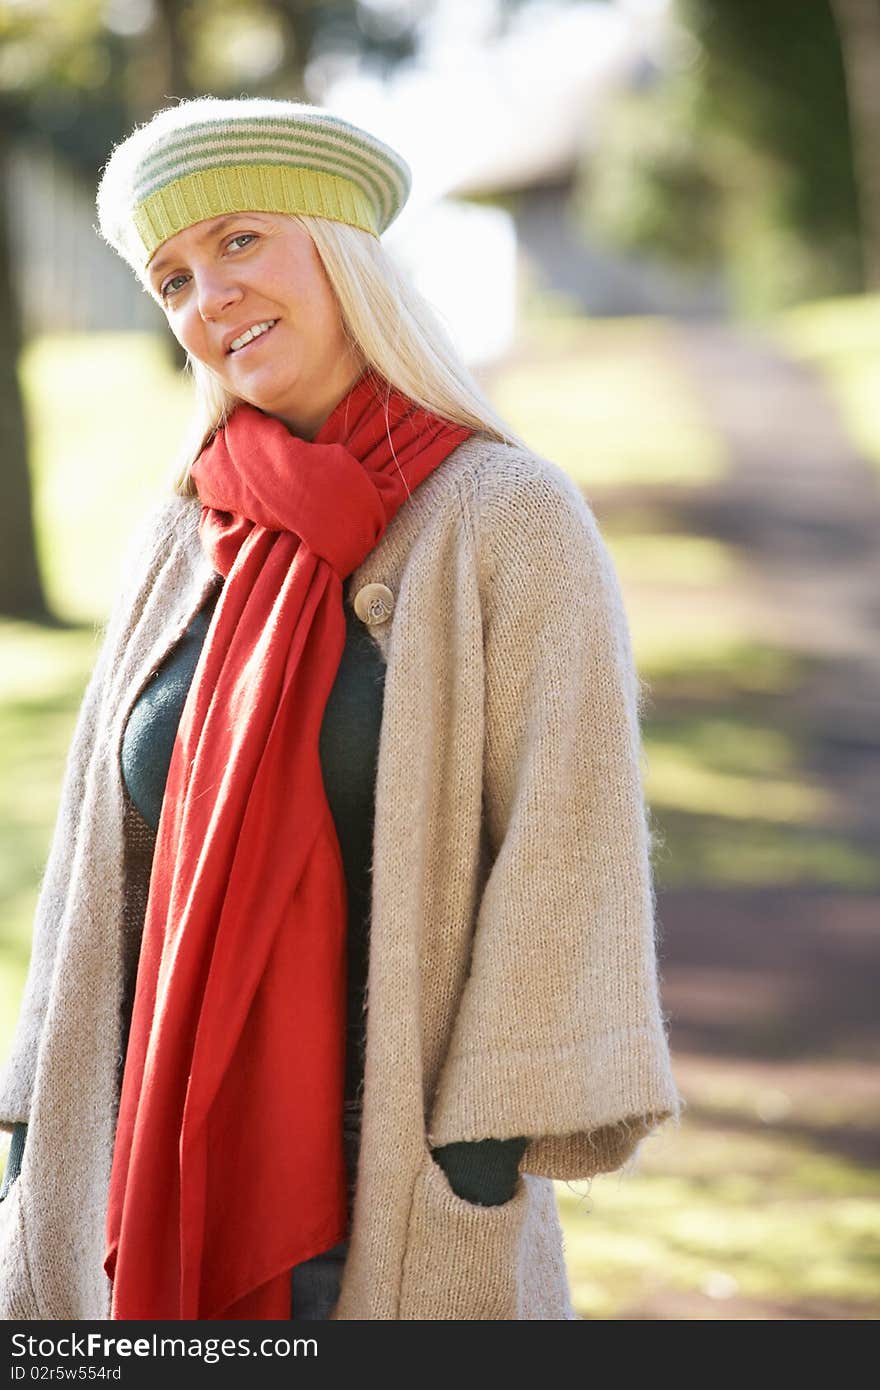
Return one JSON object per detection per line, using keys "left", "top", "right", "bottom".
{"left": 580, "top": 0, "right": 868, "bottom": 313}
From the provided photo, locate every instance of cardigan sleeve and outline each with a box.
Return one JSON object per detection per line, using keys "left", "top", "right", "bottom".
{"left": 425, "top": 455, "right": 684, "bottom": 1180}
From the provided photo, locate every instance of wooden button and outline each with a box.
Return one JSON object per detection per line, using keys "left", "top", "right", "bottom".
{"left": 353, "top": 582, "right": 395, "bottom": 626}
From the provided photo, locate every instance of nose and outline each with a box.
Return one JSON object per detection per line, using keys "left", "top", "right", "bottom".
{"left": 196, "top": 267, "right": 243, "bottom": 322}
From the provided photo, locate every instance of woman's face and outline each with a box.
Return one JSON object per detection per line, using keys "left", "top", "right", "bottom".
{"left": 147, "top": 211, "right": 364, "bottom": 438}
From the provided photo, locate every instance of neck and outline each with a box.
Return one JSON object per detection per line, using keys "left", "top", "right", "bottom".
{"left": 277, "top": 355, "right": 368, "bottom": 441}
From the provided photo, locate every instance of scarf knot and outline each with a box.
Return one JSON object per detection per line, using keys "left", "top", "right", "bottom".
{"left": 192, "top": 412, "right": 390, "bottom": 580}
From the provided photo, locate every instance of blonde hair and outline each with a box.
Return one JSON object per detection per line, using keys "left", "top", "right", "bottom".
{"left": 166, "top": 213, "right": 526, "bottom": 498}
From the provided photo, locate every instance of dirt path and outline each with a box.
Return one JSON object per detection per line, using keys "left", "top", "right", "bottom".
{"left": 669, "top": 323, "right": 880, "bottom": 835}
{"left": 654, "top": 322, "right": 880, "bottom": 1153}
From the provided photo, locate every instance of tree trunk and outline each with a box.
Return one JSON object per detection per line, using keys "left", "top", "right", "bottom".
{"left": 830, "top": 0, "right": 880, "bottom": 289}
{"left": 0, "top": 135, "right": 54, "bottom": 623}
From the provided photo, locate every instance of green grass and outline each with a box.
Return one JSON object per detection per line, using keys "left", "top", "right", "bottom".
{"left": 20, "top": 332, "right": 192, "bottom": 624}
{"left": 0, "top": 621, "right": 99, "bottom": 1061}
{"left": 637, "top": 633, "right": 802, "bottom": 703}
{"left": 607, "top": 532, "right": 740, "bottom": 586}
{"left": 770, "top": 292, "right": 880, "bottom": 474}
{"left": 560, "top": 1074, "right": 880, "bottom": 1319}
{"left": 487, "top": 316, "right": 726, "bottom": 489}
{"left": 642, "top": 706, "right": 879, "bottom": 890}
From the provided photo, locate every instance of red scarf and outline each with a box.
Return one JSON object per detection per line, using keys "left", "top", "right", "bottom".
{"left": 104, "top": 369, "right": 472, "bottom": 1319}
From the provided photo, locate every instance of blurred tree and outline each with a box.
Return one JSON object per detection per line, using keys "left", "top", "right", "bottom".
{"left": 579, "top": 0, "right": 864, "bottom": 313}
{"left": 577, "top": 75, "right": 726, "bottom": 277}
{"left": 0, "top": 118, "right": 47, "bottom": 623}
{"left": 0, "top": 0, "right": 130, "bottom": 621}
{"left": 829, "top": 0, "right": 880, "bottom": 289}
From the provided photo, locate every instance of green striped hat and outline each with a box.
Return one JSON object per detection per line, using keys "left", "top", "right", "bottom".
{"left": 95, "top": 95, "right": 411, "bottom": 283}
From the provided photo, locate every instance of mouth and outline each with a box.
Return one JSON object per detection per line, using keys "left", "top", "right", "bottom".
{"left": 226, "top": 319, "right": 280, "bottom": 357}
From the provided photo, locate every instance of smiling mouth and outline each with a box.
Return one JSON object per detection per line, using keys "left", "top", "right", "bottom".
{"left": 227, "top": 320, "right": 280, "bottom": 356}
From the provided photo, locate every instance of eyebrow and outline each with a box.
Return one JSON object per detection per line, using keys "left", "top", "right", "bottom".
{"left": 149, "top": 214, "right": 267, "bottom": 283}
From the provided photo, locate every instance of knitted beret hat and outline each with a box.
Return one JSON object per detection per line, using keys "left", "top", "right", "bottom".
{"left": 95, "top": 95, "right": 412, "bottom": 283}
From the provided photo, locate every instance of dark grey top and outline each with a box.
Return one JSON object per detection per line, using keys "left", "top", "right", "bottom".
{"left": 120, "top": 577, "right": 386, "bottom": 1111}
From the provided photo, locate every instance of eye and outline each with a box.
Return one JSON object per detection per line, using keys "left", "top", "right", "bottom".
{"left": 159, "top": 233, "right": 259, "bottom": 301}
{"left": 160, "top": 274, "right": 188, "bottom": 300}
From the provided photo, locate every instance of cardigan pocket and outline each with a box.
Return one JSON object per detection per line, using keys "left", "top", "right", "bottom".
{"left": 0, "top": 1166, "right": 40, "bottom": 1319}
{"left": 397, "top": 1145, "right": 530, "bottom": 1320}
{"left": 0, "top": 1122, "right": 27, "bottom": 1202}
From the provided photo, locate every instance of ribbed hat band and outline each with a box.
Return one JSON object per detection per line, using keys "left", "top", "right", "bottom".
{"left": 95, "top": 97, "right": 412, "bottom": 280}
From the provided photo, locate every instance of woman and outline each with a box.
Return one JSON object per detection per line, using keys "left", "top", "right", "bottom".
{"left": 0, "top": 96, "right": 682, "bottom": 1321}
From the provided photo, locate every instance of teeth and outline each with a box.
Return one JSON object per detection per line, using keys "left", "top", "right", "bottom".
{"left": 229, "top": 319, "right": 277, "bottom": 352}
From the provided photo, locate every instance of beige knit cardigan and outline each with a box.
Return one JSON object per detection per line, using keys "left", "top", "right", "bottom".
{"left": 0, "top": 434, "right": 682, "bottom": 1321}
